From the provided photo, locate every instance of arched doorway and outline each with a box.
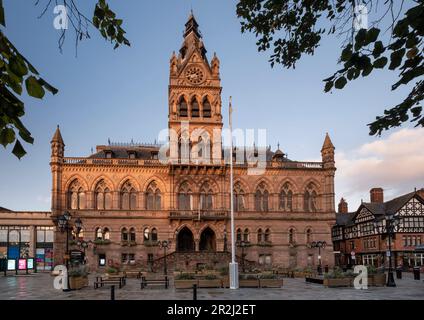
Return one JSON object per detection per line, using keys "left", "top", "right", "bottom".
{"left": 177, "top": 227, "right": 195, "bottom": 252}
{"left": 199, "top": 227, "right": 216, "bottom": 251}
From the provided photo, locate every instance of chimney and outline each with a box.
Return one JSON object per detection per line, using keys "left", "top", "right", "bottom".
{"left": 338, "top": 198, "right": 348, "bottom": 213}
{"left": 370, "top": 188, "right": 384, "bottom": 203}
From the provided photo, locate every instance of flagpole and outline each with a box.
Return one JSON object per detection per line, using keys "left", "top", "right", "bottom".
{"left": 228, "top": 96, "right": 239, "bottom": 289}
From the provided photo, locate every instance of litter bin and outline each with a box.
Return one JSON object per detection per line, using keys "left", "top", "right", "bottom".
{"left": 396, "top": 267, "right": 402, "bottom": 279}
{"left": 413, "top": 267, "right": 420, "bottom": 280}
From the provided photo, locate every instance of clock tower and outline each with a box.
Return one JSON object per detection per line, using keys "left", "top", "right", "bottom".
{"left": 168, "top": 12, "right": 223, "bottom": 163}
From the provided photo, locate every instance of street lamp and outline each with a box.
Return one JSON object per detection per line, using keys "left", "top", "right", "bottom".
{"left": 237, "top": 240, "right": 247, "bottom": 273}
{"left": 56, "top": 211, "right": 72, "bottom": 292}
{"left": 158, "top": 240, "right": 170, "bottom": 276}
{"left": 310, "top": 241, "right": 326, "bottom": 275}
{"left": 374, "top": 215, "right": 400, "bottom": 287}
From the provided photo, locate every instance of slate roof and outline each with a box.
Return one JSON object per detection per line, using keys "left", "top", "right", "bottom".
{"left": 0, "top": 207, "right": 12, "bottom": 212}
{"left": 334, "top": 189, "right": 423, "bottom": 227}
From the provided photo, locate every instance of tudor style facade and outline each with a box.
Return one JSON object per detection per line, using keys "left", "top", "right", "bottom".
{"left": 332, "top": 188, "right": 424, "bottom": 270}
{"left": 1, "top": 14, "right": 337, "bottom": 273}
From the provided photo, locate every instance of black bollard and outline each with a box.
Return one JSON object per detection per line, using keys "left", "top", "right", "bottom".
{"left": 192, "top": 284, "right": 197, "bottom": 301}
{"left": 111, "top": 285, "right": 115, "bottom": 301}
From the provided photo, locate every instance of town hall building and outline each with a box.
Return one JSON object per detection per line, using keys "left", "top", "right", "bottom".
{"left": 1, "top": 14, "right": 337, "bottom": 273}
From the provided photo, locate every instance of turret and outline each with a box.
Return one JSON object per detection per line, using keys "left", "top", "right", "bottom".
{"left": 50, "top": 125, "right": 64, "bottom": 213}
{"left": 211, "top": 52, "right": 220, "bottom": 77}
{"left": 321, "top": 133, "right": 335, "bottom": 168}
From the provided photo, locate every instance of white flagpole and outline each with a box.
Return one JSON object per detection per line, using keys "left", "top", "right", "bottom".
{"left": 228, "top": 96, "right": 239, "bottom": 289}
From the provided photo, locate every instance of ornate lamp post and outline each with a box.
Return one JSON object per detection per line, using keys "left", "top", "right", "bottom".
{"left": 375, "top": 214, "right": 400, "bottom": 287}
{"left": 57, "top": 211, "right": 71, "bottom": 292}
{"left": 158, "top": 240, "right": 170, "bottom": 276}
{"left": 310, "top": 241, "right": 326, "bottom": 275}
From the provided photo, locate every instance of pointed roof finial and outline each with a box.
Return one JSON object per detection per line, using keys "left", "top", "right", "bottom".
{"left": 321, "top": 132, "right": 335, "bottom": 151}
{"left": 277, "top": 142, "right": 280, "bottom": 150}
{"left": 51, "top": 125, "right": 64, "bottom": 144}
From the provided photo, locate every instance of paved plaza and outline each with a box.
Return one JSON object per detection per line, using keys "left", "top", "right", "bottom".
{"left": 0, "top": 273, "right": 423, "bottom": 300}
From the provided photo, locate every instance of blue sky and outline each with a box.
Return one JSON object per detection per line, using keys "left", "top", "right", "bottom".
{"left": 1, "top": 0, "right": 423, "bottom": 211}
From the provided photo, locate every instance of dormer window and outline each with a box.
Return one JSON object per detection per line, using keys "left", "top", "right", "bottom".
{"left": 128, "top": 151, "right": 136, "bottom": 159}
{"left": 151, "top": 151, "right": 158, "bottom": 160}
{"left": 104, "top": 150, "right": 113, "bottom": 159}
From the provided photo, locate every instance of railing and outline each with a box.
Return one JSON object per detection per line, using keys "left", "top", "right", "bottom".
{"left": 169, "top": 210, "right": 229, "bottom": 220}
{"left": 63, "top": 157, "right": 164, "bottom": 166}
{"left": 63, "top": 157, "right": 323, "bottom": 169}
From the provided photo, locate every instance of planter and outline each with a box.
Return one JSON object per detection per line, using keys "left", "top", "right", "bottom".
{"left": 323, "top": 278, "right": 351, "bottom": 288}
{"left": 198, "top": 279, "right": 222, "bottom": 288}
{"left": 259, "top": 279, "right": 283, "bottom": 288}
{"left": 239, "top": 279, "right": 260, "bottom": 288}
{"left": 174, "top": 279, "right": 197, "bottom": 289}
{"left": 69, "top": 276, "right": 88, "bottom": 290}
{"left": 369, "top": 274, "right": 386, "bottom": 287}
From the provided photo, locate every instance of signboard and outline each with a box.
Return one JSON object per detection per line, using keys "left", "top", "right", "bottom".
{"left": 386, "top": 250, "right": 391, "bottom": 257}
{"left": 18, "top": 259, "right": 27, "bottom": 270}
{"left": 7, "top": 259, "right": 16, "bottom": 271}
{"left": 27, "top": 258, "right": 34, "bottom": 270}
{"left": 70, "top": 250, "right": 84, "bottom": 264}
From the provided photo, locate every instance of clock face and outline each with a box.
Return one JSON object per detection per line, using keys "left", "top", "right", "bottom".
{"left": 185, "top": 66, "right": 204, "bottom": 84}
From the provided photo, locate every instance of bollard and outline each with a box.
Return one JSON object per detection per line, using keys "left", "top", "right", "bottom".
{"left": 413, "top": 267, "right": 420, "bottom": 280}
{"left": 111, "top": 285, "right": 115, "bottom": 301}
{"left": 165, "top": 276, "right": 168, "bottom": 289}
{"left": 192, "top": 284, "right": 197, "bottom": 301}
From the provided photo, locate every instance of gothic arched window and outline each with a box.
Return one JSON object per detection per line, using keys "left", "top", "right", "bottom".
{"left": 95, "top": 180, "right": 112, "bottom": 210}
{"left": 200, "top": 182, "right": 213, "bottom": 210}
{"left": 255, "top": 182, "right": 269, "bottom": 212}
{"left": 289, "top": 228, "right": 295, "bottom": 244}
{"left": 243, "top": 228, "right": 249, "bottom": 242}
{"left": 95, "top": 227, "right": 103, "bottom": 240}
{"left": 178, "top": 182, "right": 193, "bottom": 210}
{"left": 68, "top": 179, "right": 86, "bottom": 210}
{"left": 103, "top": 228, "right": 110, "bottom": 240}
{"left": 129, "top": 227, "right": 136, "bottom": 242}
{"left": 306, "top": 228, "right": 312, "bottom": 244}
{"left": 203, "top": 97, "right": 211, "bottom": 118}
{"left": 257, "top": 228, "right": 264, "bottom": 243}
{"left": 178, "top": 97, "right": 188, "bottom": 117}
{"left": 146, "top": 182, "right": 161, "bottom": 210}
{"left": 279, "top": 182, "right": 293, "bottom": 211}
{"left": 151, "top": 228, "right": 158, "bottom": 242}
{"left": 121, "top": 181, "right": 137, "bottom": 210}
{"left": 121, "top": 228, "right": 128, "bottom": 241}
{"left": 236, "top": 228, "right": 242, "bottom": 242}
{"left": 233, "top": 182, "right": 245, "bottom": 212}
{"left": 304, "top": 183, "right": 318, "bottom": 212}
{"left": 143, "top": 228, "right": 150, "bottom": 242}
{"left": 265, "top": 228, "right": 271, "bottom": 242}
{"left": 191, "top": 97, "right": 200, "bottom": 117}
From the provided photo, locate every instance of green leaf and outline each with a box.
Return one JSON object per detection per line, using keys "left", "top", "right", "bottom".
{"left": 0, "top": 127, "right": 15, "bottom": 147}
{"left": 18, "top": 129, "right": 34, "bottom": 144}
{"left": 25, "top": 76, "right": 45, "bottom": 99}
{"left": 11, "top": 139, "right": 26, "bottom": 159}
{"left": 324, "top": 81, "right": 333, "bottom": 92}
{"left": 354, "top": 29, "right": 367, "bottom": 51}
{"left": 362, "top": 64, "right": 373, "bottom": 77}
{"left": 365, "top": 28, "right": 380, "bottom": 45}
{"left": 372, "top": 41, "right": 385, "bottom": 58}
{"left": 9, "top": 56, "right": 28, "bottom": 77}
{"left": 38, "top": 78, "right": 59, "bottom": 95}
{"left": 341, "top": 45, "right": 352, "bottom": 62}
{"left": 334, "top": 77, "right": 347, "bottom": 89}
{"left": 373, "top": 57, "right": 388, "bottom": 69}
{"left": 389, "top": 49, "right": 406, "bottom": 70}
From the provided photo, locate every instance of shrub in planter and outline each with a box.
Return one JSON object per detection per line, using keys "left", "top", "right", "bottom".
{"left": 175, "top": 273, "right": 197, "bottom": 289}
{"left": 107, "top": 266, "right": 119, "bottom": 274}
{"left": 68, "top": 263, "right": 89, "bottom": 290}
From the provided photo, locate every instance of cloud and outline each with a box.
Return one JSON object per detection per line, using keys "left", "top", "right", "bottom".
{"left": 335, "top": 127, "right": 424, "bottom": 210}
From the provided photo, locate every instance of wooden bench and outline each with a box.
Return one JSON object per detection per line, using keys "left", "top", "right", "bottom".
{"left": 94, "top": 276, "right": 126, "bottom": 289}
{"left": 124, "top": 271, "right": 143, "bottom": 279}
{"left": 140, "top": 276, "right": 169, "bottom": 289}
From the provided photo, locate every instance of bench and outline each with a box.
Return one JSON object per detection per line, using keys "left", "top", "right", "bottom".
{"left": 140, "top": 276, "right": 169, "bottom": 289}
{"left": 94, "top": 276, "right": 126, "bottom": 289}
{"left": 124, "top": 271, "right": 143, "bottom": 279}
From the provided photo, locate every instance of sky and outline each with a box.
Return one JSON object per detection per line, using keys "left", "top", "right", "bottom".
{"left": 0, "top": 0, "right": 423, "bottom": 212}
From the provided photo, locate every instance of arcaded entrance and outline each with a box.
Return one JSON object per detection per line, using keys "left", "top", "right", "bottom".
{"left": 199, "top": 227, "right": 216, "bottom": 251}
{"left": 177, "top": 227, "right": 195, "bottom": 252}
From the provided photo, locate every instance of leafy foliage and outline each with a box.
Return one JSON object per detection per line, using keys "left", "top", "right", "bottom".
{"left": 237, "top": 0, "right": 424, "bottom": 135}
{"left": 0, "top": 0, "right": 130, "bottom": 159}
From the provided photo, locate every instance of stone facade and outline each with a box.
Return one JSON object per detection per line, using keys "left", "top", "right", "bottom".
{"left": 1, "top": 13, "right": 337, "bottom": 273}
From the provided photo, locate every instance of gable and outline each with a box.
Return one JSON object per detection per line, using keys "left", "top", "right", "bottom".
{"left": 354, "top": 207, "right": 375, "bottom": 223}
{"left": 397, "top": 197, "right": 424, "bottom": 217}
